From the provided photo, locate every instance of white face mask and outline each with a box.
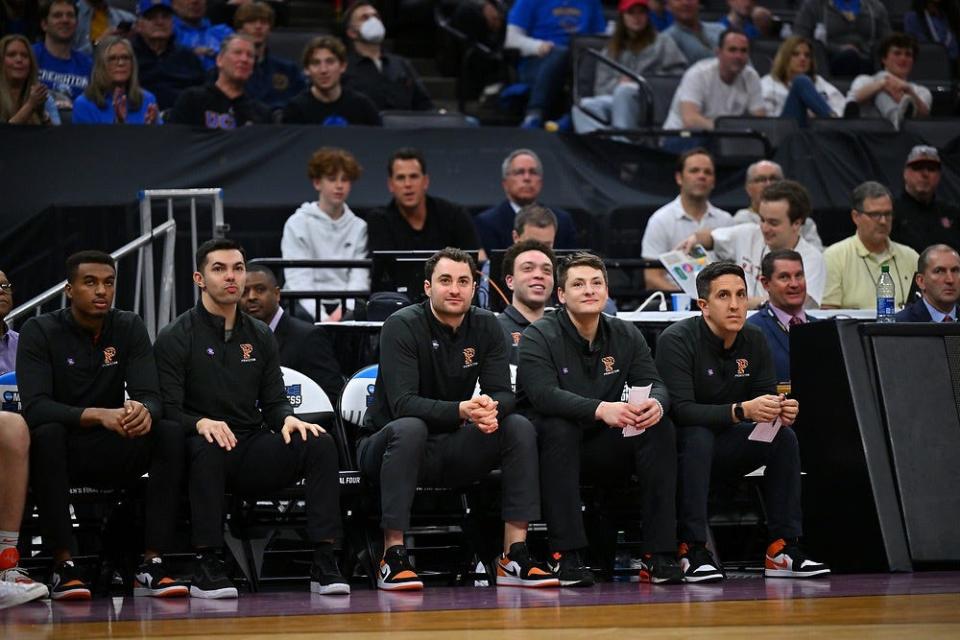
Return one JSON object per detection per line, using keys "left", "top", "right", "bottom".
{"left": 358, "top": 16, "right": 386, "bottom": 43}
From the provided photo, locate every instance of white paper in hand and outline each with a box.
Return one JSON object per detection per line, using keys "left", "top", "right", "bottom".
{"left": 748, "top": 417, "right": 782, "bottom": 443}
{"left": 623, "top": 385, "right": 652, "bottom": 438}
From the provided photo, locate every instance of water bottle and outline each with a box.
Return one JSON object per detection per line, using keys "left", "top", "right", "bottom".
{"left": 876, "top": 264, "right": 895, "bottom": 323}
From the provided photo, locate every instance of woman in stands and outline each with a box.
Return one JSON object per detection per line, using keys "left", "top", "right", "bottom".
{"left": 760, "top": 35, "right": 846, "bottom": 126}
{"left": 572, "top": 0, "right": 687, "bottom": 133}
{"left": 73, "top": 36, "right": 160, "bottom": 125}
{"left": 794, "top": 0, "right": 892, "bottom": 77}
{"left": 904, "top": 0, "right": 960, "bottom": 65}
{"left": 0, "top": 34, "right": 59, "bottom": 125}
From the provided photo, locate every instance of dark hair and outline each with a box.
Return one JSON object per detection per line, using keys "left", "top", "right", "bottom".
{"left": 342, "top": 0, "right": 374, "bottom": 32}
{"left": 424, "top": 247, "right": 477, "bottom": 282}
{"left": 40, "top": 0, "right": 77, "bottom": 21}
{"left": 609, "top": 2, "right": 654, "bottom": 59}
{"left": 514, "top": 204, "right": 558, "bottom": 235}
{"left": 557, "top": 252, "right": 607, "bottom": 289}
{"left": 234, "top": 1, "right": 275, "bottom": 28}
{"left": 308, "top": 146, "right": 361, "bottom": 181}
{"left": 387, "top": 147, "right": 427, "bottom": 177}
{"left": 501, "top": 239, "right": 556, "bottom": 278}
{"left": 302, "top": 35, "right": 347, "bottom": 66}
{"left": 246, "top": 263, "right": 278, "bottom": 287}
{"left": 852, "top": 181, "right": 893, "bottom": 211}
{"left": 760, "top": 179, "right": 811, "bottom": 224}
{"left": 760, "top": 249, "right": 804, "bottom": 280}
{"left": 196, "top": 238, "right": 246, "bottom": 272}
{"left": 66, "top": 250, "right": 115, "bottom": 283}
{"left": 695, "top": 260, "right": 746, "bottom": 299}
{"left": 718, "top": 28, "right": 748, "bottom": 50}
{"left": 676, "top": 147, "right": 714, "bottom": 174}
{"left": 880, "top": 32, "right": 918, "bottom": 60}
{"left": 918, "top": 243, "right": 960, "bottom": 273}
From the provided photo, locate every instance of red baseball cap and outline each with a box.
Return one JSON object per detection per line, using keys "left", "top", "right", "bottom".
{"left": 618, "top": 0, "right": 649, "bottom": 12}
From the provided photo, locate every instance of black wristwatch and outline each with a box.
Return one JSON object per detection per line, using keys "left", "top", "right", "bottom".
{"left": 734, "top": 402, "right": 746, "bottom": 422}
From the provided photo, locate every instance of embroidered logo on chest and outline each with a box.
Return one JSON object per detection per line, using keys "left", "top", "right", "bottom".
{"left": 601, "top": 355, "right": 619, "bottom": 376}
{"left": 511, "top": 332, "right": 522, "bottom": 346}
{"left": 240, "top": 343, "right": 257, "bottom": 363}
{"left": 463, "top": 347, "right": 478, "bottom": 368}
{"left": 735, "top": 358, "right": 750, "bottom": 377}
{"left": 102, "top": 346, "right": 118, "bottom": 367}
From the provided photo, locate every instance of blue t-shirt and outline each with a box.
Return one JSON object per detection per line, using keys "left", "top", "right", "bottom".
{"left": 719, "top": 15, "right": 760, "bottom": 40}
{"left": 72, "top": 89, "right": 160, "bottom": 125}
{"left": 508, "top": 0, "right": 606, "bottom": 47}
{"left": 32, "top": 43, "right": 92, "bottom": 101}
{"left": 173, "top": 17, "right": 233, "bottom": 71}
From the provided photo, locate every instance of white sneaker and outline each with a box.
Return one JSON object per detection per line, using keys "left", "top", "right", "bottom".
{"left": 0, "top": 568, "right": 49, "bottom": 609}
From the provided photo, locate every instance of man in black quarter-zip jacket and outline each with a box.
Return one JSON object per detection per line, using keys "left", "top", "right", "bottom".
{"left": 154, "top": 238, "right": 348, "bottom": 600}
{"left": 358, "top": 247, "right": 558, "bottom": 592}
{"left": 518, "top": 252, "right": 683, "bottom": 588}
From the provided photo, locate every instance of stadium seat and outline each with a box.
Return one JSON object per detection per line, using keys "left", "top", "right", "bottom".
{"left": 912, "top": 43, "right": 953, "bottom": 83}
{"left": 902, "top": 118, "right": 960, "bottom": 148}
{"left": 267, "top": 29, "right": 320, "bottom": 64}
{"left": 644, "top": 75, "right": 682, "bottom": 127}
{"left": 380, "top": 110, "right": 474, "bottom": 128}
{"left": 810, "top": 118, "right": 896, "bottom": 133}
{"left": 716, "top": 116, "right": 799, "bottom": 152}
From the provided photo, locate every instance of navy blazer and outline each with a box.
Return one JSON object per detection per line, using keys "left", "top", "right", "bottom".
{"left": 474, "top": 200, "right": 578, "bottom": 252}
{"left": 746, "top": 303, "right": 818, "bottom": 383}
{"left": 894, "top": 300, "right": 934, "bottom": 322}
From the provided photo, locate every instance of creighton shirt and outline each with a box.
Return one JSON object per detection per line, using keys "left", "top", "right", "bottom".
{"left": 362, "top": 300, "right": 514, "bottom": 437}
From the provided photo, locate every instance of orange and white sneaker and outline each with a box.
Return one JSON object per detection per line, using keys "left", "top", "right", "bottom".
{"left": 496, "top": 542, "right": 560, "bottom": 588}
{"left": 49, "top": 560, "right": 91, "bottom": 601}
{"left": 0, "top": 548, "right": 48, "bottom": 604}
{"left": 134, "top": 556, "right": 189, "bottom": 598}
{"left": 764, "top": 539, "right": 831, "bottom": 579}
{"left": 377, "top": 545, "right": 424, "bottom": 591}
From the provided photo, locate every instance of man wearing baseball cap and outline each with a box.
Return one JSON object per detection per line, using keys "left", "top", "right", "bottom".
{"left": 132, "top": 0, "right": 205, "bottom": 110}
{"left": 894, "top": 145, "right": 960, "bottom": 253}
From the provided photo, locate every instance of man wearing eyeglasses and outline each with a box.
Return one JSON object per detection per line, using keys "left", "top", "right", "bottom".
{"left": 822, "top": 181, "right": 919, "bottom": 310}
{"left": 732, "top": 160, "right": 822, "bottom": 250}
{"left": 474, "top": 149, "right": 579, "bottom": 254}
{"left": 0, "top": 274, "right": 16, "bottom": 376}
{"left": 893, "top": 146, "right": 960, "bottom": 254}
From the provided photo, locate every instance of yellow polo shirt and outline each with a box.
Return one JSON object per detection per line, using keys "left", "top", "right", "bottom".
{"left": 822, "top": 235, "right": 919, "bottom": 310}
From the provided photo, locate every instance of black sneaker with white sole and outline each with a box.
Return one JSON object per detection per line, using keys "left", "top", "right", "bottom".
{"left": 50, "top": 560, "right": 91, "bottom": 601}
{"left": 678, "top": 543, "right": 724, "bottom": 583}
{"left": 310, "top": 548, "right": 350, "bottom": 595}
{"left": 637, "top": 552, "right": 684, "bottom": 585}
{"left": 377, "top": 545, "right": 423, "bottom": 591}
{"left": 134, "top": 557, "right": 189, "bottom": 598}
{"left": 190, "top": 553, "right": 238, "bottom": 599}
{"left": 546, "top": 550, "right": 595, "bottom": 588}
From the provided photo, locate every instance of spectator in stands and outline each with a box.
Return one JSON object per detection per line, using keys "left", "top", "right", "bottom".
{"left": 904, "top": 0, "right": 959, "bottom": 64}
{"left": 823, "top": 181, "right": 920, "bottom": 309}
{"left": 155, "top": 238, "right": 349, "bottom": 599}
{"left": 572, "top": 0, "right": 688, "bottom": 134}
{"left": 242, "top": 264, "right": 345, "bottom": 401}
{"left": 505, "top": 0, "right": 606, "bottom": 128}
{"left": 677, "top": 180, "right": 826, "bottom": 308}
{"left": 749, "top": 249, "right": 817, "bottom": 383}
{"left": 519, "top": 252, "right": 683, "bottom": 587}
{"left": 895, "top": 244, "right": 960, "bottom": 321}
{"left": 0, "top": 412, "right": 49, "bottom": 607}
{"left": 0, "top": 0, "right": 41, "bottom": 42}
{"left": 340, "top": 0, "right": 434, "bottom": 112}
{"left": 656, "top": 261, "right": 830, "bottom": 583}
{"left": 648, "top": 0, "right": 673, "bottom": 31}
{"left": 733, "top": 160, "right": 823, "bottom": 249}
{"left": 281, "top": 35, "right": 380, "bottom": 126}
{"left": 359, "top": 248, "right": 558, "bottom": 591}
{"left": 848, "top": 33, "right": 932, "bottom": 129}
{"left": 794, "top": 0, "right": 891, "bottom": 77}
{"left": 663, "top": 28, "right": 764, "bottom": 133}
{"left": 132, "top": 0, "right": 204, "bottom": 110}
{"left": 641, "top": 148, "right": 734, "bottom": 291}
{"left": 233, "top": 1, "right": 302, "bottom": 111}
{"left": 475, "top": 149, "right": 578, "bottom": 253}
{"left": 0, "top": 34, "right": 60, "bottom": 124}
{"left": 663, "top": 0, "right": 724, "bottom": 64}
{"left": 19, "top": 250, "right": 188, "bottom": 601}
{"left": 281, "top": 147, "right": 369, "bottom": 322}
{"left": 894, "top": 145, "right": 960, "bottom": 252}
{"left": 33, "top": 0, "right": 92, "bottom": 108}
{"left": 498, "top": 238, "right": 555, "bottom": 366}
{"left": 74, "top": 0, "right": 135, "bottom": 55}
{"left": 443, "top": 0, "right": 505, "bottom": 99}
{"left": 367, "top": 148, "right": 484, "bottom": 258}
{"left": 761, "top": 35, "right": 847, "bottom": 126}
{"left": 719, "top": 0, "right": 774, "bottom": 40}
{"left": 167, "top": 33, "right": 269, "bottom": 127}
{"left": 513, "top": 203, "right": 558, "bottom": 247}
{"left": 73, "top": 35, "right": 161, "bottom": 124}
{"left": 0, "top": 271, "right": 14, "bottom": 374}
{"left": 173, "top": 0, "right": 232, "bottom": 70}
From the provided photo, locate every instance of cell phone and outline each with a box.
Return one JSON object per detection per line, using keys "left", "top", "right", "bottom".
{"left": 689, "top": 244, "right": 708, "bottom": 260}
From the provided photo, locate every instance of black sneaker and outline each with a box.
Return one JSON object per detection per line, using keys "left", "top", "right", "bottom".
{"left": 637, "top": 552, "right": 684, "bottom": 585}
{"left": 190, "top": 553, "right": 238, "bottom": 599}
{"left": 50, "top": 560, "right": 91, "bottom": 601}
{"left": 377, "top": 545, "right": 423, "bottom": 591}
{"left": 546, "top": 550, "right": 595, "bottom": 588}
{"left": 134, "top": 557, "right": 189, "bottom": 598}
{"left": 496, "top": 542, "right": 560, "bottom": 588}
{"left": 310, "top": 548, "right": 350, "bottom": 595}
{"left": 678, "top": 543, "right": 724, "bottom": 583}
{"left": 765, "top": 539, "right": 831, "bottom": 579}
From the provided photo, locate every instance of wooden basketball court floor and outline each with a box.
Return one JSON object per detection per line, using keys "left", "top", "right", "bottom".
{"left": 3, "top": 572, "right": 959, "bottom": 639}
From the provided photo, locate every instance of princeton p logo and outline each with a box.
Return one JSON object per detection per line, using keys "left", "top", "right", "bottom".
{"left": 463, "top": 347, "right": 477, "bottom": 367}
{"left": 240, "top": 343, "right": 255, "bottom": 361}
{"left": 601, "top": 356, "right": 616, "bottom": 374}
{"left": 511, "top": 332, "right": 521, "bottom": 346}
{"left": 736, "top": 359, "right": 749, "bottom": 376}
{"left": 103, "top": 347, "right": 117, "bottom": 365}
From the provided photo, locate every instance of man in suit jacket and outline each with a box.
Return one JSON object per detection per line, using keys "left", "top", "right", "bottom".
{"left": 894, "top": 244, "right": 960, "bottom": 322}
{"left": 748, "top": 249, "right": 817, "bottom": 383}
{"left": 474, "top": 149, "right": 578, "bottom": 253}
{"left": 242, "top": 264, "right": 345, "bottom": 401}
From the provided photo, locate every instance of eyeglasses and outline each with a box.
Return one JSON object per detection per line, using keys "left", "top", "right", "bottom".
{"left": 107, "top": 54, "right": 133, "bottom": 65}
{"left": 508, "top": 168, "right": 541, "bottom": 177}
{"left": 857, "top": 209, "right": 894, "bottom": 221}
{"left": 0, "top": 283, "right": 12, "bottom": 292}
{"left": 749, "top": 174, "right": 780, "bottom": 184}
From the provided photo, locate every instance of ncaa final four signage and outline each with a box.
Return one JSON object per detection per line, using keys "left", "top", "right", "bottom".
{"left": 280, "top": 367, "right": 333, "bottom": 414}
{"left": 0, "top": 371, "right": 19, "bottom": 413}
